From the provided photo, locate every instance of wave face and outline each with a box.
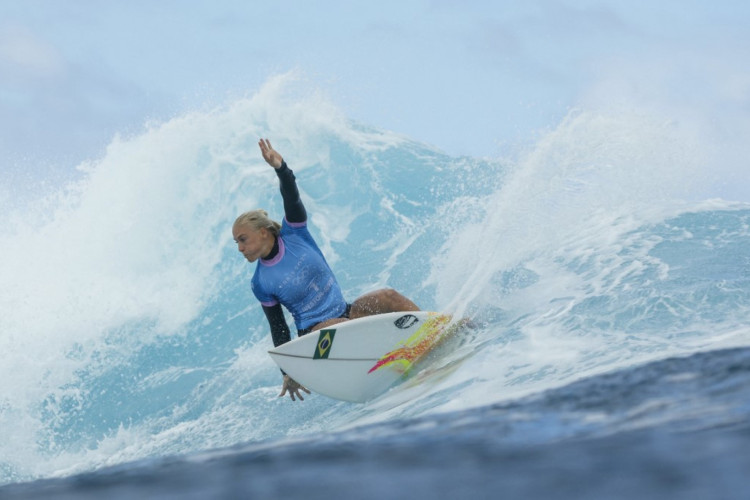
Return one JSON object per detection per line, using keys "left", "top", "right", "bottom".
{"left": 1, "top": 75, "right": 749, "bottom": 495}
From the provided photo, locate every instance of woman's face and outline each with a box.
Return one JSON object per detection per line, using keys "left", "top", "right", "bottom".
{"left": 232, "top": 223, "right": 272, "bottom": 262}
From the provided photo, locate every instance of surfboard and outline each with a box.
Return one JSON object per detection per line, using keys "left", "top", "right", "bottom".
{"left": 268, "top": 311, "right": 461, "bottom": 403}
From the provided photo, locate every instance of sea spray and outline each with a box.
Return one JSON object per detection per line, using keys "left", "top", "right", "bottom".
{"left": 1, "top": 76, "right": 749, "bottom": 485}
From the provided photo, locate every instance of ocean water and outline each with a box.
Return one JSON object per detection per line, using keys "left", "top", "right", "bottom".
{"left": 1, "top": 76, "right": 749, "bottom": 499}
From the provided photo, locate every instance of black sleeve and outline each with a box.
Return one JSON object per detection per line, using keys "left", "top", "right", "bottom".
{"left": 275, "top": 161, "right": 307, "bottom": 223}
{"left": 263, "top": 303, "right": 291, "bottom": 347}
{"left": 263, "top": 303, "right": 291, "bottom": 376}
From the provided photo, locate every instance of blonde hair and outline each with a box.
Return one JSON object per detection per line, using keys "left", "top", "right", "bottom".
{"left": 233, "top": 209, "right": 281, "bottom": 237}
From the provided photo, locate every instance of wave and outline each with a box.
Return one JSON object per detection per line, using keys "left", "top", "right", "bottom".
{"left": 1, "top": 73, "right": 749, "bottom": 485}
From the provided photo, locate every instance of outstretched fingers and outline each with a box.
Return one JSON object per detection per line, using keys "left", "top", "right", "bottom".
{"left": 279, "top": 375, "right": 311, "bottom": 402}
{"left": 258, "top": 138, "right": 283, "bottom": 168}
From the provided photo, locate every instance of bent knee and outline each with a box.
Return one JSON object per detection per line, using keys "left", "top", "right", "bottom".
{"left": 379, "top": 288, "right": 400, "bottom": 301}
{"left": 350, "top": 288, "right": 417, "bottom": 317}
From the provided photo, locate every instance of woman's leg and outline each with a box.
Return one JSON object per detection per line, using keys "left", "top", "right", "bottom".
{"left": 307, "top": 317, "right": 349, "bottom": 333}
{"left": 349, "top": 288, "right": 419, "bottom": 319}
{"left": 308, "top": 290, "right": 418, "bottom": 332}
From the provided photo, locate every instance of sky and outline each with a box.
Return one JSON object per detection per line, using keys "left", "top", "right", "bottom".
{"left": 1, "top": 0, "right": 749, "bottom": 190}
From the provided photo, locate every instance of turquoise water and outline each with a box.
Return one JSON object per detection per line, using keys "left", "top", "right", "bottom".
{"left": 1, "top": 78, "right": 749, "bottom": 496}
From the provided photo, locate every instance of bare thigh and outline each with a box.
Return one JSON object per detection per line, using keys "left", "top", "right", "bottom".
{"left": 308, "top": 317, "right": 349, "bottom": 332}
{"left": 308, "top": 290, "right": 418, "bottom": 332}
{"left": 349, "top": 288, "right": 419, "bottom": 319}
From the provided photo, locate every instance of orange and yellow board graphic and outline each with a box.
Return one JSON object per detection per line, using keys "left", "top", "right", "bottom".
{"left": 368, "top": 314, "right": 453, "bottom": 375}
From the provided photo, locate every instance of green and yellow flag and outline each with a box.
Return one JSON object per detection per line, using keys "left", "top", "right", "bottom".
{"left": 313, "top": 329, "right": 336, "bottom": 359}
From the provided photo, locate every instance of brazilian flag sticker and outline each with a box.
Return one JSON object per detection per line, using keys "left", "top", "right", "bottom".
{"left": 313, "top": 329, "right": 336, "bottom": 359}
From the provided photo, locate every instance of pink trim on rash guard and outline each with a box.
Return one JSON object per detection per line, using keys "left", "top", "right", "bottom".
{"left": 285, "top": 217, "right": 307, "bottom": 228}
{"left": 260, "top": 237, "right": 285, "bottom": 267}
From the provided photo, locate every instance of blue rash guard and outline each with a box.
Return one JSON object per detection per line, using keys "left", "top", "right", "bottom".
{"left": 251, "top": 161, "right": 348, "bottom": 350}
{"left": 251, "top": 218, "right": 347, "bottom": 331}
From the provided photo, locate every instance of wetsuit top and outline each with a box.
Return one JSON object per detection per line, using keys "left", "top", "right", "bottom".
{"left": 251, "top": 162, "right": 347, "bottom": 347}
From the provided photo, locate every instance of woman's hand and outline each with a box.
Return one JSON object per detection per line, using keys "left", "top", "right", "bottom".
{"left": 279, "top": 374, "right": 311, "bottom": 401}
{"left": 259, "top": 138, "right": 284, "bottom": 169}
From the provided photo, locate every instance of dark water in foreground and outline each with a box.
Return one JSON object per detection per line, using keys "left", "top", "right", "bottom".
{"left": 3, "top": 346, "right": 748, "bottom": 500}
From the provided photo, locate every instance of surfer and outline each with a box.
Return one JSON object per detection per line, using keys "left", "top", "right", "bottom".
{"left": 233, "top": 139, "right": 420, "bottom": 401}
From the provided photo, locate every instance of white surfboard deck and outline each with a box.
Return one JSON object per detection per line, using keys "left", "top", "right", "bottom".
{"left": 268, "top": 311, "right": 458, "bottom": 403}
